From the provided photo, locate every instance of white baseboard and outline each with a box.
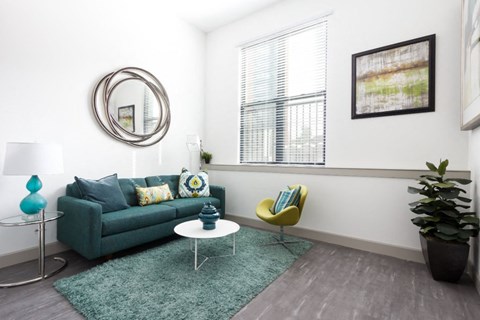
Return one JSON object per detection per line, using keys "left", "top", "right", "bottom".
{"left": 0, "top": 215, "right": 424, "bottom": 269}
{"left": 0, "top": 241, "right": 70, "bottom": 269}
{"left": 226, "top": 214, "right": 424, "bottom": 263}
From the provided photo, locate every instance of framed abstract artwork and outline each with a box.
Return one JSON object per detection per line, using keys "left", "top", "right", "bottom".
{"left": 461, "top": 0, "right": 480, "bottom": 130}
{"left": 118, "top": 105, "right": 135, "bottom": 132}
{"left": 352, "top": 35, "right": 436, "bottom": 119}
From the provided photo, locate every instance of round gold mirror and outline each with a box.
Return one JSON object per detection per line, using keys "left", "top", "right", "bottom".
{"left": 92, "top": 67, "right": 171, "bottom": 146}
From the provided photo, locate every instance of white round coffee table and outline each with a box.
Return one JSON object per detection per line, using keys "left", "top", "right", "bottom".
{"left": 174, "top": 219, "right": 240, "bottom": 270}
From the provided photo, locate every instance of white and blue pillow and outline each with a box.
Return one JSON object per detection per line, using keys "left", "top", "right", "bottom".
{"left": 178, "top": 168, "right": 210, "bottom": 198}
{"left": 271, "top": 185, "right": 302, "bottom": 214}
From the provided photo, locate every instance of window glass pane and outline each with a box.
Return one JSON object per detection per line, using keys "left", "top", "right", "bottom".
{"left": 240, "top": 20, "right": 328, "bottom": 165}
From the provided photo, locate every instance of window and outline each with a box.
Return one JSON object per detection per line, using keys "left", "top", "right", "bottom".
{"left": 240, "top": 19, "right": 328, "bottom": 165}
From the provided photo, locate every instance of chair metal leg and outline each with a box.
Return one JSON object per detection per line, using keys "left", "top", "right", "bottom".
{"left": 262, "top": 226, "right": 302, "bottom": 255}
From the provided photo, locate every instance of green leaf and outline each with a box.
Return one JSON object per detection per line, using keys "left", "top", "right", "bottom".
{"left": 455, "top": 204, "right": 471, "bottom": 209}
{"left": 418, "top": 198, "right": 436, "bottom": 204}
{"left": 437, "top": 189, "right": 460, "bottom": 199}
{"left": 407, "top": 187, "right": 423, "bottom": 194}
{"left": 445, "top": 178, "right": 472, "bottom": 185}
{"left": 417, "top": 180, "right": 433, "bottom": 188}
{"left": 410, "top": 207, "right": 435, "bottom": 215}
{"left": 436, "top": 223, "right": 459, "bottom": 235}
{"left": 433, "top": 182, "right": 456, "bottom": 188}
{"left": 437, "top": 159, "right": 448, "bottom": 176}
{"left": 457, "top": 196, "right": 472, "bottom": 203}
{"left": 421, "top": 226, "right": 436, "bottom": 233}
{"left": 426, "top": 162, "right": 438, "bottom": 172}
{"left": 434, "top": 232, "right": 457, "bottom": 241}
{"left": 461, "top": 216, "right": 480, "bottom": 224}
{"left": 411, "top": 217, "right": 426, "bottom": 226}
{"left": 439, "top": 200, "right": 456, "bottom": 207}
{"left": 423, "top": 216, "right": 440, "bottom": 222}
{"left": 419, "top": 175, "right": 441, "bottom": 182}
{"left": 457, "top": 229, "right": 474, "bottom": 239}
{"left": 416, "top": 206, "right": 437, "bottom": 214}
{"left": 438, "top": 210, "right": 459, "bottom": 218}
{"left": 464, "top": 226, "right": 480, "bottom": 233}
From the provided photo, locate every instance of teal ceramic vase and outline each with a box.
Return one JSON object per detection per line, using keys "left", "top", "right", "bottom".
{"left": 20, "top": 175, "right": 47, "bottom": 214}
{"left": 199, "top": 202, "right": 220, "bottom": 230}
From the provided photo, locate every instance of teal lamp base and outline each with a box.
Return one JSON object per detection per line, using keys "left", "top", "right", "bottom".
{"left": 20, "top": 175, "right": 47, "bottom": 215}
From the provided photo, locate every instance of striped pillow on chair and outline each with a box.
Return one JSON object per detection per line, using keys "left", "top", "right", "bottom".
{"left": 271, "top": 185, "right": 302, "bottom": 214}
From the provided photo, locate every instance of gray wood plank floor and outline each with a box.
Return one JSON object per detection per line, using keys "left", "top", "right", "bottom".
{"left": 1, "top": 235, "right": 479, "bottom": 320}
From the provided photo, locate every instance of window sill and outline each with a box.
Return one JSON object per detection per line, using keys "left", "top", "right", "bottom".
{"left": 204, "top": 164, "right": 470, "bottom": 180}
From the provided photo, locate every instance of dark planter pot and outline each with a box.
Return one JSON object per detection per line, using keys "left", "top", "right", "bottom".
{"left": 419, "top": 233, "right": 469, "bottom": 283}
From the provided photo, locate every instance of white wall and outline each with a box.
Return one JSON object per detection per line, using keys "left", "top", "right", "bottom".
{"left": 209, "top": 170, "right": 422, "bottom": 249}
{"left": 205, "top": 0, "right": 468, "bottom": 170}
{"left": 0, "top": 0, "right": 205, "bottom": 255}
{"left": 205, "top": 0, "right": 469, "bottom": 251}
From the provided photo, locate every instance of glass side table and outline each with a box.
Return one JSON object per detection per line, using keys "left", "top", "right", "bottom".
{"left": 0, "top": 210, "right": 68, "bottom": 288}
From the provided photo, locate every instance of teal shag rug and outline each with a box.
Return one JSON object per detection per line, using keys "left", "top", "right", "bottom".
{"left": 54, "top": 226, "right": 312, "bottom": 320}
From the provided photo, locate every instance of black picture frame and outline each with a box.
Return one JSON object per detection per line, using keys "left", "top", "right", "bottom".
{"left": 118, "top": 105, "right": 135, "bottom": 132}
{"left": 352, "top": 34, "right": 435, "bottom": 119}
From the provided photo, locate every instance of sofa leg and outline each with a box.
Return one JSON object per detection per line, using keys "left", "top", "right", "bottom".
{"left": 104, "top": 254, "right": 113, "bottom": 261}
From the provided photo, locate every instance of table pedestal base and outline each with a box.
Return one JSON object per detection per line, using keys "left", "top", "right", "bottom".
{"left": 0, "top": 256, "right": 68, "bottom": 288}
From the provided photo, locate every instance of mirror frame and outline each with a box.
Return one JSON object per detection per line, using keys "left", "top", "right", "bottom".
{"left": 92, "top": 67, "right": 171, "bottom": 147}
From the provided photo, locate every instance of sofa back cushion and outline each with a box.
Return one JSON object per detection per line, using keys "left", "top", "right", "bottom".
{"left": 66, "top": 176, "right": 177, "bottom": 206}
{"left": 118, "top": 178, "right": 147, "bottom": 206}
{"left": 146, "top": 175, "right": 180, "bottom": 198}
{"left": 66, "top": 182, "right": 82, "bottom": 198}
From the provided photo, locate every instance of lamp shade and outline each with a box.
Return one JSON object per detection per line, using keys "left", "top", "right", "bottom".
{"left": 186, "top": 134, "right": 200, "bottom": 152}
{"left": 3, "top": 142, "right": 64, "bottom": 176}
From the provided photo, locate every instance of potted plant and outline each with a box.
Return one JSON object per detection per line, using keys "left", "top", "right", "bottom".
{"left": 408, "top": 159, "right": 479, "bottom": 282}
{"left": 200, "top": 151, "right": 212, "bottom": 164}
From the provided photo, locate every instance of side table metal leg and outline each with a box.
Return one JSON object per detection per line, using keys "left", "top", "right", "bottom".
{"left": 194, "top": 238, "right": 198, "bottom": 270}
{"left": 0, "top": 210, "right": 68, "bottom": 288}
{"left": 39, "top": 211, "right": 45, "bottom": 278}
{"left": 233, "top": 233, "right": 236, "bottom": 255}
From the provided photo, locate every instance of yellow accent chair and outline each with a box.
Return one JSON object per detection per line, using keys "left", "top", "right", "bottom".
{"left": 256, "top": 184, "right": 308, "bottom": 254}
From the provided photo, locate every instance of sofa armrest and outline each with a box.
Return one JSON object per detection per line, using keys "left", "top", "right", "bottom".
{"left": 209, "top": 185, "right": 226, "bottom": 218}
{"left": 57, "top": 195, "right": 103, "bottom": 260}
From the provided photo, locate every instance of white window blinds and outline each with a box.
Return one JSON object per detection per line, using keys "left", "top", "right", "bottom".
{"left": 240, "top": 19, "right": 328, "bottom": 165}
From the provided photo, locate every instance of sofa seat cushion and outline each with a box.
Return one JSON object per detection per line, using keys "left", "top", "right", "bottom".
{"left": 101, "top": 205, "right": 176, "bottom": 236}
{"left": 162, "top": 197, "right": 221, "bottom": 219}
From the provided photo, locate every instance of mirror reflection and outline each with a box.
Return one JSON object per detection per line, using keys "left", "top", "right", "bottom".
{"left": 108, "top": 80, "right": 160, "bottom": 135}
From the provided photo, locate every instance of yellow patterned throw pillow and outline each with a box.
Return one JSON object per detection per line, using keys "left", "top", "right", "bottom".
{"left": 135, "top": 184, "right": 173, "bottom": 206}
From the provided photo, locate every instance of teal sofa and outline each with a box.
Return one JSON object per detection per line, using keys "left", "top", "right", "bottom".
{"left": 57, "top": 175, "right": 225, "bottom": 260}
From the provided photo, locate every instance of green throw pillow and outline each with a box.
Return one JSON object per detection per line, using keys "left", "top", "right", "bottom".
{"left": 178, "top": 168, "right": 210, "bottom": 198}
{"left": 75, "top": 174, "right": 130, "bottom": 213}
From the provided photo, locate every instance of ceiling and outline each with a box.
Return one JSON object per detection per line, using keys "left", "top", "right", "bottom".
{"left": 170, "top": 0, "right": 284, "bottom": 32}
